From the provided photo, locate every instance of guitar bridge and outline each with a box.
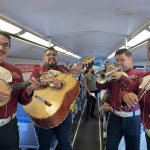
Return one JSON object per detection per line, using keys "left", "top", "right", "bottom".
{"left": 34, "top": 95, "right": 51, "bottom": 107}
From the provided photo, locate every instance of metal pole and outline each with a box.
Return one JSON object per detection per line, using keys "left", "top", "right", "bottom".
{"left": 125, "top": 35, "right": 127, "bottom": 49}
{"left": 48, "top": 36, "right": 51, "bottom": 47}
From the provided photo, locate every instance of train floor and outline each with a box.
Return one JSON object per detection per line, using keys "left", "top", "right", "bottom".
{"left": 71, "top": 98, "right": 102, "bottom": 150}
{"left": 71, "top": 97, "right": 147, "bottom": 150}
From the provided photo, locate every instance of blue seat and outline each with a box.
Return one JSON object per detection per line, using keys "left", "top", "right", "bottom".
{"left": 17, "top": 104, "right": 39, "bottom": 149}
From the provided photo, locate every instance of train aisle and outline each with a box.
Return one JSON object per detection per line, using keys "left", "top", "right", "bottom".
{"left": 71, "top": 98, "right": 102, "bottom": 150}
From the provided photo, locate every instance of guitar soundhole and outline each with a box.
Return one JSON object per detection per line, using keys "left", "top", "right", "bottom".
{"left": 52, "top": 80, "right": 66, "bottom": 91}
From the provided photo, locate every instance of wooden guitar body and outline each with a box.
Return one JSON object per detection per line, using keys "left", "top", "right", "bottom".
{"left": 23, "top": 74, "right": 80, "bottom": 128}
{"left": 0, "top": 66, "right": 12, "bottom": 106}
{"left": 0, "top": 79, "right": 11, "bottom": 107}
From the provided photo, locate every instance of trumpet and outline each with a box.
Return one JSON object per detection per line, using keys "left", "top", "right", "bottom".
{"left": 96, "top": 66, "right": 123, "bottom": 84}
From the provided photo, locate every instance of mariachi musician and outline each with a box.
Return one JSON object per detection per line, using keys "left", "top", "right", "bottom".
{"left": 0, "top": 31, "right": 38, "bottom": 150}
{"left": 27, "top": 47, "right": 91, "bottom": 150}
{"left": 121, "top": 40, "right": 150, "bottom": 150}
{"left": 30, "top": 47, "right": 76, "bottom": 150}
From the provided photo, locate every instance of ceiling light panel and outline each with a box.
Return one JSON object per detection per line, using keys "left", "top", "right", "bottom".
{"left": 20, "top": 32, "right": 49, "bottom": 47}
{"left": 54, "top": 46, "right": 67, "bottom": 53}
{"left": 127, "top": 30, "right": 150, "bottom": 48}
{"left": 107, "top": 52, "right": 116, "bottom": 59}
{"left": 0, "top": 19, "right": 22, "bottom": 34}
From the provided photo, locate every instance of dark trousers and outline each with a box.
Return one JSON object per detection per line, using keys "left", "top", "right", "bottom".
{"left": 35, "top": 112, "right": 72, "bottom": 150}
{"left": 105, "top": 112, "right": 141, "bottom": 150}
{"left": 0, "top": 118, "right": 19, "bottom": 150}
{"left": 145, "top": 132, "right": 150, "bottom": 150}
{"left": 86, "top": 92, "right": 97, "bottom": 117}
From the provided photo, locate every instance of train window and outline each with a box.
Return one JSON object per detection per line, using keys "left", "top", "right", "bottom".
{"left": 133, "top": 65, "right": 145, "bottom": 71}
{"left": 145, "top": 66, "right": 150, "bottom": 70}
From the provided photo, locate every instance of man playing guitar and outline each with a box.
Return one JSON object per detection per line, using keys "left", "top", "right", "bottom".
{"left": 29, "top": 47, "right": 83, "bottom": 150}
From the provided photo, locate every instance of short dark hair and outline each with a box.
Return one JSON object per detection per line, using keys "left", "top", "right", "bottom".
{"left": 0, "top": 31, "right": 11, "bottom": 47}
{"left": 115, "top": 49, "right": 131, "bottom": 57}
{"left": 84, "top": 63, "right": 93, "bottom": 75}
{"left": 44, "top": 47, "right": 57, "bottom": 54}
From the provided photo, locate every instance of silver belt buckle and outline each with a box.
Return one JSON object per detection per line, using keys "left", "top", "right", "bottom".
{"left": 0, "top": 120, "right": 6, "bottom": 126}
{"left": 0, "top": 118, "right": 10, "bottom": 126}
{"left": 0, "top": 113, "right": 16, "bottom": 126}
{"left": 122, "top": 112, "right": 128, "bottom": 117}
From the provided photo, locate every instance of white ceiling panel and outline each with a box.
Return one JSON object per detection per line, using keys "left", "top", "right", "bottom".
{"left": 0, "top": 0, "right": 150, "bottom": 63}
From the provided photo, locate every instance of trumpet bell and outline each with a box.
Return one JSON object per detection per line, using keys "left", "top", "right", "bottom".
{"left": 96, "top": 66, "right": 124, "bottom": 84}
{"left": 96, "top": 71, "right": 107, "bottom": 84}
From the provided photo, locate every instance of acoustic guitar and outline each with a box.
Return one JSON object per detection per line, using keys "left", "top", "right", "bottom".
{"left": 23, "top": 56, "right": 95, "bottom": 128}
{"left": 0, "top": 66, "right": 12, "bottom": 107}
{"left": 23, "top": 73, "right": 80, "bottom": 128}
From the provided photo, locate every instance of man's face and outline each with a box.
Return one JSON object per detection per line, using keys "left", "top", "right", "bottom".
{"left": 43, "top": 50, "right": 58, "bottom": 66}
{"left": 0, "top": 34, "right": 10, "bottom": 63}
{"left": 115, "top": 53, "right": 132, "bottom": 71}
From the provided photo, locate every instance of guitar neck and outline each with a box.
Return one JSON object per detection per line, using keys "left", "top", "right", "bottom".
{"left": 70, "top": 63, "right": 84, "bottom": 75}
{"left": 10, "top": 81, "right": 30, "bottom": 92}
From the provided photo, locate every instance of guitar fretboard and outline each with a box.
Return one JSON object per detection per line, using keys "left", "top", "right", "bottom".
{"left": 10, "top": 81, "right": 30, "bottom": 92}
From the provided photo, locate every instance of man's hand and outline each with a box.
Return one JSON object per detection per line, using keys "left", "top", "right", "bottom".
{"left": 52, "top": 78, "right": 63, "bottom": 89}
{"left": 123, "top": 92, "right": 138, "bottom": 107}
{"left": 110, "top": 71, "right": 123, "bottom": 80}
{"left": 26, "top": 77, "right": 41, "bottom": 95}
{"left": 71, "top": 64, "right": 83, "bottom": 75}
{"left": 88, "top": 91, "right": 93, "bottom": 96}
{"left": 102, "top": 102, "right": 112, "bottom": 112}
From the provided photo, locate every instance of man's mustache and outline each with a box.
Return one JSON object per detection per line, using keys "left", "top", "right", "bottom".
{"left": 0, "top": 50, "right": 6, "bottom": 55}
{"left": 48, "top": 58, "right": 55, "bottom": 62}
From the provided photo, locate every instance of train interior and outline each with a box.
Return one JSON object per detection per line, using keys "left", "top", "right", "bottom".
{"left": 0, "top": 0, "right": 150, "bottom": 149}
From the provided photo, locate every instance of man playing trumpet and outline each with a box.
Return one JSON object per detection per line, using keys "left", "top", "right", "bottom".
{"left": 96, "top": 49, "right": 143, "bottom": 150}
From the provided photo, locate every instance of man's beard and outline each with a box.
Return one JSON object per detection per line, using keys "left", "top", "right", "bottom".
{"left": 45, "top": 62, "right": 57, "bottom": 68}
